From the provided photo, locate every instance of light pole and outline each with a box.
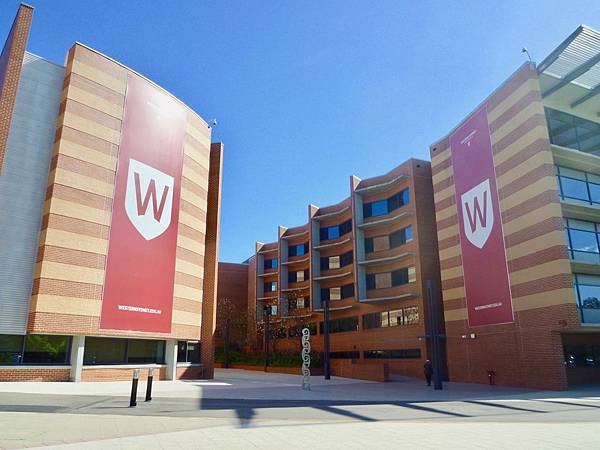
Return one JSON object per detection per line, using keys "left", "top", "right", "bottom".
{"left": 323, "top": 296, "right": 331, "bottom": 380}
{"left": 263, "top": 305, "right": 271, "bottom": 371}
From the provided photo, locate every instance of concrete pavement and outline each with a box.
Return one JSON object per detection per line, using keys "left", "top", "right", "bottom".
{"left": 0, "top": 369, "right": 598, "bottom": 449}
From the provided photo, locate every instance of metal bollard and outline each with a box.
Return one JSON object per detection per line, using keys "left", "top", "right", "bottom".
{"left": 130, "top": 369, "right": 140, "bottom": 407}
{"left": 145, "top": 367, "right": 154, "bottom": 402}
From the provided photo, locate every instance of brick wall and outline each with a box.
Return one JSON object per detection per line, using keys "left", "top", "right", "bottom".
{"left": 0, "top": 367, "right": 70, "bottom": 382}
{"left": 216, "top": 262, "right": 249, "bottom": 347}
{"left": 0, "top": 4, "right": 32, "bottom": 174}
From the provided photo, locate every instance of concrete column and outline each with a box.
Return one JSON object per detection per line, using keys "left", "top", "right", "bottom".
{"left": 69, "top": 335, "right": 85, "bottom": 382}
{"left": 165, "top": 339, "right": 178, "bottom": 380}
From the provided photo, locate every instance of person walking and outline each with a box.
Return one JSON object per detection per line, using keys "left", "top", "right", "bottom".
{"left": 424, "top": 359, "right": 433, "bottom": 386}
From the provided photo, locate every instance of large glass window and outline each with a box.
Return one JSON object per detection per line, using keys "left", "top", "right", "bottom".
{"left": 83, "top": 337, "right": 166, "bottom": 365}
{"left": 565, "top": 218, "right": 600, "bottom": 263}
{"left": 362, "top": 307, "right": 419, "bottom": 329}
{"left": 556, "top": 166, "right": 600, "bottom": 205}
{"left": 0, "top": 335, "right": 71, "bottom": 365}
{"left": 363, "top": 189, "right": 410, "bottom": 219}
{"left": 288, "top": 270, "right": 309, "bottom": 283}
{"left": 264, "top": 258, "right": 278, "bottom": 270}
{"left": 319, "top": 316, "right": 359, "bottom": 334}
{"left": 546, "top": 108, "right": 600, "bottom": 155}
{"left": 177, "top": 341, "right": 200, "bottom": 363}
{"left": 573, "top": 274, "right": 600, "bottom": 324}
{"left": 319, "top": 220, "right": 352, "bottom": 241}
{"left": 564, "top": 344, "right": 600, "bottom": 367}
{"left": 364, "top": 348, "right": 421, "bottom": 359}
{"left": 320, "top": 251, "right": 352, "bottom": 270}
{"left": 288, "top": 243, "right": 308, "bottom": 257}
{"left": 321, "top": 283, "right": 353, "bottom": 301}
{"left": 264, "top": 281, "right": 277, "bottom": 292}
{"left": 366, "top": 266, "right": 416, "bottom": 290}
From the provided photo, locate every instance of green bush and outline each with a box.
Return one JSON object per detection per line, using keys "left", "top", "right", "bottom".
{"left": 215, "top": 347, "right": 323, "bottom": 368}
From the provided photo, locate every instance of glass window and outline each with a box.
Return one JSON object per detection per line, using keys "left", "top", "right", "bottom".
{"left": 366, "top": 273, "right": 376, "bottom": 290}
{"left": 0, "top": 335, "right": 24, "bottom": 364}
{"left": 330, "top": 287, "right": 341, "bottom": 300}
{"left": 84, "top": 337, "right": 127, "bottom": 365}
{"left": 126, "top": 340, "right": 165, "bottom": 364}
{"left": 390, "top": 226, "right": 412, "bottom": 248}
{"left": 341, "top": 283, "right": 354, "bottom": 298}
{"left": 340, "top": 251, "right": 353, "bottom": 267}
{"left": 329, "top": 255, "right": 340, "bottom": 269}
{"left": 547, "top": 108, "right": 600, "bottom": 155}
{"left": 389, "top": 309, "right": 403, "bottom": 326}
{"left": 264, "top": 281, "right": 277, "bottom": 292}
{"left": 391, "top": 268, "right": 409, "bottom": 286}
{"left": 560, "top": 176, "right": 590, "bottom": 202}
{"left": 177, "top": 341, "right": 200, "bottom": 363}
{"left": 565, "top": 218, "right": 600, "bottom": 263}
{"left": 264, "top": 258, "right": 277, "bottom": 270}
{"left": 364, "top": 237, "right": 374, "bottom": 253}
{"left": 22, "top": 335, "right": 70, "bottom": 365}
{"left": 371, "top": 200, "right": 388, "bottom": 217}
{"left": 339, "top": 219, "right": 352, "bottom": 236}
{"left": 319, "top": 316, "right": 359, "bottom": 334}
{"left": 574, "top": 274, "right": 600, "bottom": 324}
{"left": 364, "top": 348, "right": 421, "bottom": 359}
{"left": 297, "top": 270, "right": 305, "bottom": 282}
{"left": 404, "top": 306, "right": 419, "bottom": 324}
{"left": 329, "top": 351, "right": 360, "bottom": 359}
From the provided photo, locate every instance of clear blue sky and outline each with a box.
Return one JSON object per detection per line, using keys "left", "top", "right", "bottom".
{"left": 3, "top": 0, "right": 599, "bottom": 262}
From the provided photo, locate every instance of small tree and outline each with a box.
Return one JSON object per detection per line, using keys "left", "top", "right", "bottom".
{"left": 216, "top": 297, "right": 248, "bottom": 367}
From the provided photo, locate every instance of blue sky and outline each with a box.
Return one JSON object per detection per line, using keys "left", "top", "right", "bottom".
{"left": 3, "top": 0, "right": 599, "bottom": 262}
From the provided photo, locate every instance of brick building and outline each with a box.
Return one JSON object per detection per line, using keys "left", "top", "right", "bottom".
{"left": 241, "top": 159, "right": 444, "bottom": 381}
{"left": 0, "top": 5, "right": 222, "bottom": 381}
{"left": 430, "top": 26, "right": 600, "bottom": 390}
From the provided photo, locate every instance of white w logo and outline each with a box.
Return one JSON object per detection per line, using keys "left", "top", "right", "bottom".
{"left": 124, "top": 158, "right": 174, "bottom": 241}
{"left": 460, "top": 179, "right": 494, "bottom": 249}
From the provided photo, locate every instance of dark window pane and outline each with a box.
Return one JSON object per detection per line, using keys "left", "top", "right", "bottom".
{"left": 569, "top": 230, "right": 598, "bottom": 253}
{"left": 388, "top": 193, "right": 401, "bottom": 211}
{"left": 84, "top": 338, "right": 127, "bottom": 365}
{"left": 589, "top": 183, "right": 600, "bottom": 204}
{"left": 0, "top": 335, "right": 24, "bottom": 364}
{"left": 320, "top": 316, "right": 359, "bottom": 334}
{"left": 321, "top": 288, "right": 330, "bottom": 301}
{"left": 341, "top": 283, "right": 354, "bottom": 299}
{"left": 371, "top": 200, "right": 388, "bottom": 217}
{"left": 366, "top": 274, "right": 376, "bottom": 290}
{"left": 391, "top": 268, "right": 409, "bottom": 286}
{"left": 329, "top": 351, "right": 360, "bottom": 359}
{"left": 363, "top": 203, "right": 372, "bottom": 218}
{"left": 328, "top": 226, "right": 340, "bottom": 239}
{"left": 340, "top": 251, "right": 353, "bottom": 267}
{"left": 23, "top": 335, "right": 70, "bottom": 364}
{"left": 365, "top": 237, "right": 374, "bottom": 253}
{"left": 364, "top": 348, "right": 421, "bottom": 359}
{"left": 127, "top": 339, "right": 165, "bottom": 364}
{"left": 401, "top": 189, "right": 410, "bottom": 206}
{"left": 320, "top": 256, "right": 329, "bottom": 270}
{"left": 339, "top": 220, "right": 352, "bottom": 236}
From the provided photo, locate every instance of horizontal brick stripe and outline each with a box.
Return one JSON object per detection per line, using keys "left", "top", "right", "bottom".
{"left": 62, "top": 98, "right": 122, "bottom": 131}
{"left": 176, "top": 246, "right": 204, "bottom": 266}
{"left": 36, "top": 245, "right": 106, "bottom": 270}
{"left": 42, "top": 213, "right": 110, "bottom": 239}
{"left": 442, "top": 276, "right": 464, "bottom": 291}
{"left": 175, "top": 271, "right": 203, "bottom": 289}
{"left": 487, "top": 64, "right": 536, "bottom": 111}
{"left": 440, "top": 255, "right": 462, "bottom": 271}
{"left": 435, "top": 195, "right": 455, "bottom": 212}
{"left": 436, "top": 214, "right": 458, "bottom": 231}
{"left": 56, "top": 126, "right": 119, "bottom": 157}
{"left": 47, "top": 183, "right": 112, "bottom": 211}
{"left": 178, "top": 222, "right": 205, "bottom": 242}
{"left": 501, "top": 190, "right": 558, "bottom": 224}
{"left": 181, "top": 176, "right": 208, "bottom": 200}
{"left": 71, "top": 46, "right": 127, "bottom": 83}
{"left": 174, "top": 297, "right": 202, "bottom": 314}
{"left": 507, "top": 245, "right": 568, "bottom": 273}
{"left": 505, "top": 216, "right": 563, "bottom": 248}
{"left": 431, "top": 156, "right": 452, "bottom": 177}
{"left": 438, "top": 234, "right": 460, "bottom": 251}
{"left": 443, "top": 298, "right": 465, "bottom": 310}
{"left": 32, "top": 278, "right": 103, "bottom": 300}
{"left": 511, "top": 273, "right": 572, "bottom": 299}
{"left": 495, "top": 138, "right": 549, "bottom": 177}
{"left": 183, "top": 154, "right": 209, "bottom": 179}
{"left": 65, "top": 72, "right": 125, "bottom": 106}
{"left": 499, "top": 164, "right": 555, "bottom": 200}
{"left": 492, "top": 113, "right": 547, "bottom": 155}
{"left": 433, "top": 176, "right": 454, "bottom": 194}
{"left": 180, "top": 198, "right": 207, "bottom": 221}
{"left": 52, "top": 153, "right": 116, "bottom": 184}
{"left": 184, "top": 129, "right": 210, "bottom": 154}
{"left": 489, "top": 90, "right": 541, "bottom": 135}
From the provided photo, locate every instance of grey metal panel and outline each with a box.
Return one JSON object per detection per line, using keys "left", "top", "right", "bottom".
{"left": 0, "top": 52, "right": 63, "bottom": 335}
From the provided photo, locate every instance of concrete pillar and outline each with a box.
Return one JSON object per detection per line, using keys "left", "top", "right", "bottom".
{"left": 165, "top": 339, "right": 178, "bottom": 380}
{"left": 69, "top": 335, "right": 85, "bottom": 382}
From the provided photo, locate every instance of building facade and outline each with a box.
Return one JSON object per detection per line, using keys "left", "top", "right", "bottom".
{"left": 430, "top": 26, "right": 600, "bottom": 390}
{"left": 0, "top": 5, "right": 222, "bottom": 382}
{"left": 245, "top": 159, "right": 444, "bottom": 380}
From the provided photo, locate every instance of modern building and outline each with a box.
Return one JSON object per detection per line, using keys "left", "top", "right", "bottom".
{"left": 430, "top": 26, "right": 600, "bottom": 390}
{"left": 0, "top": 4, "right": 222, "bottom": 381}
{"left": 244, "top": 159, "right": 444, "bottom": 380}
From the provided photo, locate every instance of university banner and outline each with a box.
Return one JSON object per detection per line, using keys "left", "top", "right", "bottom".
{"left": 100, "top": 75, "right": 186, "bottom": 333}
{"left": 450, "top": 107, "right": 514, "bottom": 327}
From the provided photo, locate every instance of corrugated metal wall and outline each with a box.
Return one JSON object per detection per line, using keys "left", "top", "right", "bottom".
{"left": 0, "top": 53, "right": 63, "bottom": 334}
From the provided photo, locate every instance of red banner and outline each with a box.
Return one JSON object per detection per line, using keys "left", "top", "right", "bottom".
{"left": 450, "top": 107, "right": 513, "bottom": 327}
{"left": 100, "top": 75, "right": 186, "bottom": 333}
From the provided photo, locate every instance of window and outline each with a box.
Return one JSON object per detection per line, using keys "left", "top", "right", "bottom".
{"left": 365, "top": 237, "right": 374, "bottom": 253}
{"left": 390, "top": 226, "right": 413, "bottom": 248}
{"left": 319, "top": 220, "right": 352, "bottom": 242}
{"left": 288, "top": 270, "right": 309, "bottom": 283}
{"left": 339, "top": 251, "right": 353, "bottom": 267}
{"left": 363, "top": 307, "right": 419, "bottom": 329}
{"left": 329, "top": 351, "right": 360, "bottom": 359}
{"left": 319, "top": 316, "right": 359, "bottom": 334}
{"left": 341, "top": 283, "right": 354, "bottom": 299}
{"left": 565, "top": 218, "right": 600, "bottom": 264}
{"left": 321, "top": 283, "right": 353, "bottom": 301}
{"left": 0, "top": 335, "right": 71, "bottom": 365}
{"left": 83, "top": 338, "right": 166, "bottom": 365}
{"left": 364, "top": 349, "right": 421, "bottom": 359}
{"left": 264, "top": 281, "right": 277, "bottom": 292}
{"left": 288, "top": 243, "right": 308, "bottom": 257}
{"left": 367, "top": 267, "right": 415, "bottom": 290}
{"left": 546, "top": 108, "right": 600, "bottom": 155}
{"left": 556, "top": 166, "right": 600, "bottom": 205}
{"left": 363, "top": 189, "right": 410, "bottom": 219}
{"left": 289, "top": 297, "right": 310, "bottom": 310}
{"left": 177, "top": 341, "right": 200, "bottom": 363}
{"left": 573, "top": 274, "right": 600, "bottom": 324}
{"left": 288, "top": 323, "right": 317, "bottom": 337}
{"left": 264, "top": 258, "right": 278, "bottom": 270}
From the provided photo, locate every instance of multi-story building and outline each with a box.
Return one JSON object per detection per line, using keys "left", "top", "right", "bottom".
{"left": 0, "top": 5, "right": 222, "bottom": 381}
{"left": 247, "top": 159, "right": 444, "bottom": 380}
{"left": 430, "top": 25, "right": 600, "bottom": 390}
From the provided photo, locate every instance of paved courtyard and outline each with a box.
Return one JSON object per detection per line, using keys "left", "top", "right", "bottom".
{"left": 0, "top": 369, "right": 599, "bottom": 449}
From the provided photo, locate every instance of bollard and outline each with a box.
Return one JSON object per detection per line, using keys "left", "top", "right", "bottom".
{"left": 145, "top": 367, "right": 154, "bottom": 402}
{"left": 130, "top": 369, "right": 140, "bottom": 407}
